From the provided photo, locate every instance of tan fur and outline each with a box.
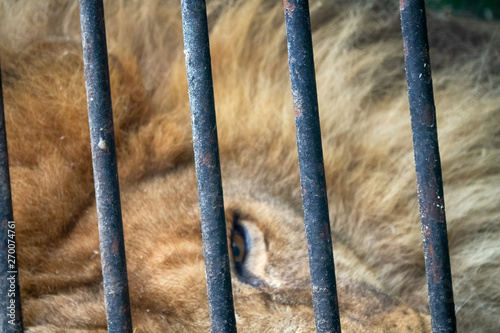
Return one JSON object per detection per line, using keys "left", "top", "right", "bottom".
{"left": 0, "top": 0, "right": 499, "bottom": 331}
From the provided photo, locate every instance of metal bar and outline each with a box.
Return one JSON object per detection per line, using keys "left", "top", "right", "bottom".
{"left": 180, "top": 1, "right": 237, "bottom": 332}
{"left": 78, "top": 1, "right": 133, "bottom": 332}
{"left": 282, "top": 1, "right": 341, "bottom": 332}
{"left": 0, "top": 63, "right": 24, "bottom": 333}
{"left": 399, "top": 1, "right": 456, "bottom": 332}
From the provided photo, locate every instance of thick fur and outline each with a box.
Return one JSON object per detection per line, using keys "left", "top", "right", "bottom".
{"left": 0, "top": 0, "right": 499, "bottom": 332}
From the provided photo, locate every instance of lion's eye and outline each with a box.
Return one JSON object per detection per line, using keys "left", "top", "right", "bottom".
{"left": 231, "top": 223, "right": 247, "bottom": 269}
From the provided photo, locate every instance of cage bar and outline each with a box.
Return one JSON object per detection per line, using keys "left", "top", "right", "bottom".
{"left": 180, "top": 1, "right": 237, "bottom": 332}
{"left": 0, "top": 64, "right": 24, "bottom": 333}
{"left": 399, "top": 1, "right": 456, "bottom": 332}
{"left": 282, "top": 1, "right": 341, "bottom": 332}
{"left": 78, "top": 1, "right": 133, "bottom": 331}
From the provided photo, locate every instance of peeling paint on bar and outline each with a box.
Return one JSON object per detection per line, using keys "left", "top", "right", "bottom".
{"left": 180, "top": 0, "right": 237, "bottom": 332}
{"left": 399, "top": 1, "right": 456, "bottom": 332}
{"left": 0, "top": 62, "right": 24, "bottom": 333}
{"left": 78, "top": 1, "right": 133, "bottom": 332}
{"left": 282, "top": 1, "right": 342, "bottom": 332}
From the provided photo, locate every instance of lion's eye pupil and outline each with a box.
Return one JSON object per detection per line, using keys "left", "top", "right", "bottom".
{"left": 231, "top": 225, "right": 247, "bottom": 265}
{"left": 232, "top": 245, "right": 240, "bottom": 258}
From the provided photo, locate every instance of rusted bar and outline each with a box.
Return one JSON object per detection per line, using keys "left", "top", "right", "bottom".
{"left": 282, "top": 1, "right": 341, "bottom": 332}
{"left": 399, "top": 1, "right": 456, "bottom": 332}
{"left": 78, "top": 1, "right": 133, "bottom": 332}
{"left": 180, "top": 1, "right": 237, "bottom": 332}
{"left": 0, "top": 63, "right": 24, "bottom": 333}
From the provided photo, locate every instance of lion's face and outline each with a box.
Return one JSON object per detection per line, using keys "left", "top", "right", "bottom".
{"left": 21, "top": 161, "right": 429, "bottom": 332}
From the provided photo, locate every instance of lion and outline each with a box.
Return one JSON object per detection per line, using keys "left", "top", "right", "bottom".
{"left": 0, "top": 0, "right": 499, "bottom": 331}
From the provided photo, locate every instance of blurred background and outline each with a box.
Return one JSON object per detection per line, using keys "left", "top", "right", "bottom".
{"left": 427, "top": 0, "right": 500, "bottom": 20}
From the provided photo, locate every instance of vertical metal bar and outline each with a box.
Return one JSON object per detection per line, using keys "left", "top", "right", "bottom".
{"left": 180, "top": 1, "right": 237, "bottom": 332}
{"left": 399, "top": 1, "right": 456, "bottom": 332}
{"left": 282, "top": 1, "right": 341, "bottom": 332}
{"left": 78, "top": 1, "right": 133, "bottom": 332}
{"left": 0, "top": 63, "right": 24, "bottom": 333}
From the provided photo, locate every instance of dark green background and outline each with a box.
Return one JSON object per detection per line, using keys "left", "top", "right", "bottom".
{"left": 427, "top": 0, "right": 500, "bottom": 20}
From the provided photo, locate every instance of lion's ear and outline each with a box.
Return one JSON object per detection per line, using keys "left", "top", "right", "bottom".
{"left": 116, "top": 109, "right": 193, "bottom": 183}
{"left": 106, "top": 32, "right": 196, "bottom": 182}
{"left": 106, "top": 47, "right": 194, "bottom": 183}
